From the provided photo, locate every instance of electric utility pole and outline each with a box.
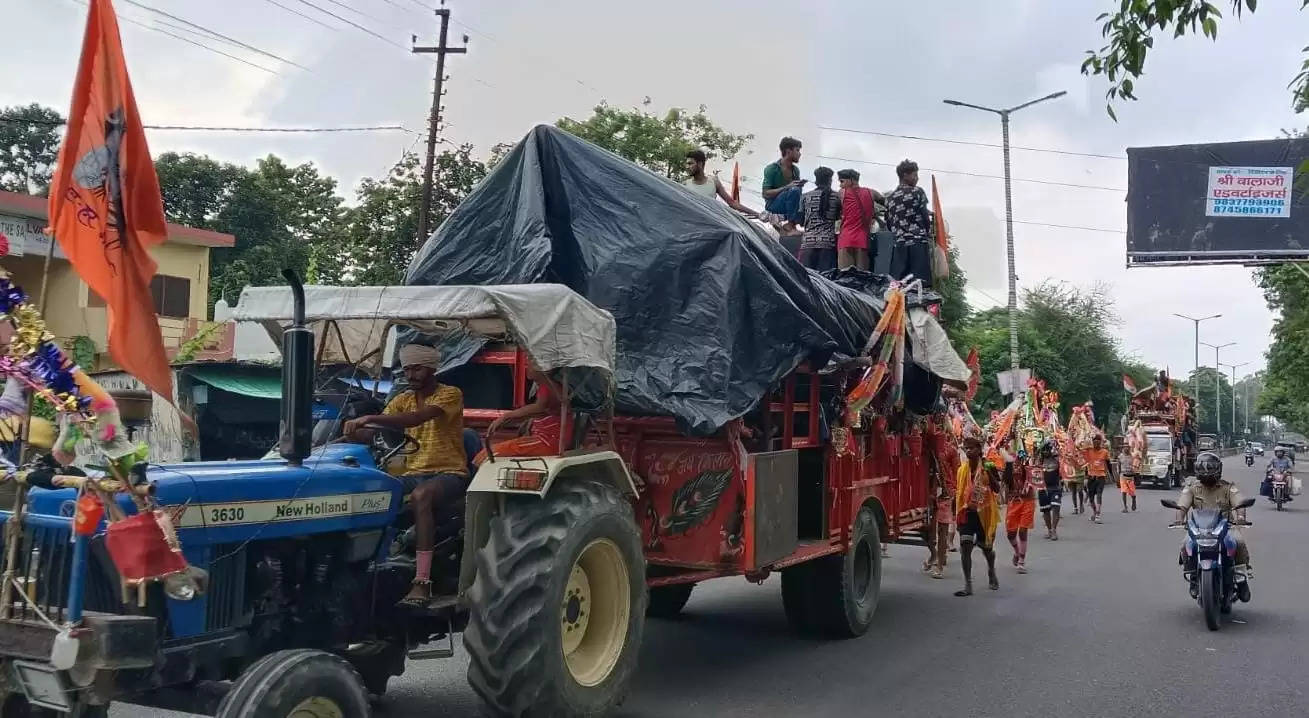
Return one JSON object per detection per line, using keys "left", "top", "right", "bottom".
{"left": 413, "top": 1, "right": 467, "bottom": 244}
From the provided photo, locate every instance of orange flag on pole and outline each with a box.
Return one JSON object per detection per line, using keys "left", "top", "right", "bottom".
{"left": 47, "top": 0, "right": 175, "bottom": 409}
{"left": 930, "top": 175, "right": 950, "bottom": 281}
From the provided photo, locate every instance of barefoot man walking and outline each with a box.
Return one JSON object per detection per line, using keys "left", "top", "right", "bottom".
{"left": 955, "top": 436, "right": 1001, "bottom": 596}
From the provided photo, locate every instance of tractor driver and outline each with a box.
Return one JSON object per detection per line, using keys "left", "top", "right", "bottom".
{"left": 345, "top": 343, "right": 467, "bottom": 607}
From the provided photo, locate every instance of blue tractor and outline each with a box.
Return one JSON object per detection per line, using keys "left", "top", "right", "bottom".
{"left": 0, "top": 273, "right": 643, "bottom": 717}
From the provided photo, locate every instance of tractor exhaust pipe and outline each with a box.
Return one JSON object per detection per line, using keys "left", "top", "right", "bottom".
{"left": 279, "top": 269, "right": 313, "bottom": 465}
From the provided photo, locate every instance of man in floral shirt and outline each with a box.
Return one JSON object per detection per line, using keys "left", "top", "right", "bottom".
{"left": 885, "top": 159, "right": 935, "bottom": 287}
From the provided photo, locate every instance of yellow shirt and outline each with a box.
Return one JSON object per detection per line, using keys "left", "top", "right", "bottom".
{"left": 384, "top": 386, "right": 467, "bottom": 477}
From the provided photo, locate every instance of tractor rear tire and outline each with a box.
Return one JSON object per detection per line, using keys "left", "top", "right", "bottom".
{"left": 216, "top": 649, "right": 369, "bottom": 718}
{"left": 808, "top": 507, "right": 882, "bottom": 638}
{"left": 646, "top": 583, "right": 694, "bottom": 618}
{"left": 465, "top": 479, "right": 646, "bottom": 718}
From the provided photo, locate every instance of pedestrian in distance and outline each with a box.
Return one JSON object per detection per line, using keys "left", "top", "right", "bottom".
{"left": 954, "top": 436, "right": 1001, "bottom": 596}
{"left": 1004, "top": 458, "right": 1036, "bottom": 574}
{"left": 1082, "top": 434, "right": 1115, "bottom": 524}
{"left": 796, "top": 166, "right": 842, "bottom": 271}
{"left": 923, "top": 454, "right": 957, "bottom": 579}
{"left": 836, "top": 169, "right": 879, "bottom": 270}
{"left": 1118, "top": 444, "right": 1137, "bottom": 512}
{"left": 1038, "top": 440, "right": 1064, "bottom": 540}
{"left": 761, "top": 136, "right": 805, "bottom": 233}
{"left": 682, "top": 149, "right": 758, "bottom": 217}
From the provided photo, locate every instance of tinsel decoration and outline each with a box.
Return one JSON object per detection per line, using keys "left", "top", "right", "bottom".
{"left": 0, "top": 273, "right": 96, "bottom": 416}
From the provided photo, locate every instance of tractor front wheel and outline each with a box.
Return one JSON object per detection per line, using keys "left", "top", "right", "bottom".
{"left": 215, "top": 649, "right": 369, "bottom": 718}
{"left": 465, "top": 479, "right": 646, "bottom": 717}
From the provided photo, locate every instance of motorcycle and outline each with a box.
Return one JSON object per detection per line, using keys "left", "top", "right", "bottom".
{"left": 1245, "top": 453, "right": 1255, "bottom": 467}
{"left": 1268, "top": 470, "right": 1292, "bottom": 510}
{"left": 1161, "top": 497, "right": 1256, "bottom": 631}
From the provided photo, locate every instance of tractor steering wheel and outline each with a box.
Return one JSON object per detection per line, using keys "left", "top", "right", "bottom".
{"left": 362, "top": 423, "right": 419, "bottom": 467}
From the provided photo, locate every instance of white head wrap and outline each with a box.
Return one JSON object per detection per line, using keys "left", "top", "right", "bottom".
{"left": 398, "top": 343, "right": 440, "bottom": 369}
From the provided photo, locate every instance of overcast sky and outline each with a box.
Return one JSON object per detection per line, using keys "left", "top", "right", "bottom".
{"left": 5, "top": 0, "right": 1306, "bottom": 384}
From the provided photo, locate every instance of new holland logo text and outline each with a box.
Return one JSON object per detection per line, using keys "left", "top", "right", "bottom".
{"left": 175, "top": 492, "right": 393, "bottom": 528}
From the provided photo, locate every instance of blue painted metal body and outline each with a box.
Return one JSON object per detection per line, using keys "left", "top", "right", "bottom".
{"left": 22, "top": 443, "right": 402, "bottom": 638}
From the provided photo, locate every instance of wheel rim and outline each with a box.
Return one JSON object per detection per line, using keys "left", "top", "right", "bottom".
{"left": 287, "top": 697, "right": 344, "bottom": 718}
{"left": 852, "top": 538, "right": 873, "bottom": 600}
{"left": 560, "top": 537, "right": 630, "bottom": 687}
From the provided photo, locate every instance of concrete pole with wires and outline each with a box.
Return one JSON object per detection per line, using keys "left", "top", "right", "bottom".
{"left": 944, "top": 92, "right": 1065, "bottom": 370}
{"left": 413, "top": 1, "right": 467, "bottom": 245}
{"left": 1201, "top": 341, "right": 1234, "bottom": 437}
{"left": 1221, "top": 362, "right": 1249, "bottom": 439}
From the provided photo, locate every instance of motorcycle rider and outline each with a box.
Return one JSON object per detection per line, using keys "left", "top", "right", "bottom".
{"left": 1173, "top": 451, "right": 1252, "bottom": 583}
{"left": 1262, "top": 447, "right": 1294, "bottom": 499}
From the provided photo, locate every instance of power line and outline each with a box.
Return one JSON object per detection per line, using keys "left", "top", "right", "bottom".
{"left": 111, "top": 11, "right": 282, "bottom": 75}
{"left": 0, "top": 117, "right": 409, "bottom": 133}
{"left": 816, "top": 154, "right": 1127, "bottom": 192}
{"left": 258, "top": 0, "right": 340, "bottom": 31}
{"left": 820, "top": 125, "right": 1127, "bottom": 161}
{"left": 119, "top": 0, "right": 310, "bottom": 71}
{"left": 293, "top": 0, "right": 408, "bottom": 49}
{"left": 1011, "top": 219, "right": 1124, "bottom": 234}
{"left": 317, "top": 0, "right": 393, "bottom": 27}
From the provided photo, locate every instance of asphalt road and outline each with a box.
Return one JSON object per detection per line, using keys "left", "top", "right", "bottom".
{"left": 121, "top": 454, "right": 1309, "bottom": 718}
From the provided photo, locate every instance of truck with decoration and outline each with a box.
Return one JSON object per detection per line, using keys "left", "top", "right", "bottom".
{"left": 1125, "top": 371, "right": 1194, "bottom": 489}
{"left": 0, "top": 127, "right": 970, "bottom": 718}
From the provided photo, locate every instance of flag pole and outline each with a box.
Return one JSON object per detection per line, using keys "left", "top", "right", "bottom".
{"left": 16, "top": 235, "right": 61, "bottom": 465}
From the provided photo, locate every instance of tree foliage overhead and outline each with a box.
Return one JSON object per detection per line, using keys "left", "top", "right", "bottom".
{"left": 154, "top": 152, "right": 345, "bottom": 307}
{"left": 1082, "top": 0, "right": 1309, "bottom": 117}
{"left": 1255, "top": 263, "right": 1309, "bottom": 431}
{"left": 316, "top": 146, "right": 488, "bottom": 286}
{"left": 954, "top": 282, "right": 1145, "bottom": 428}
{"left": 557, "top": 101, "right": 753, "bottom": 178}
{"left": 0, "top": 104, "right": 64, "bottom": 195}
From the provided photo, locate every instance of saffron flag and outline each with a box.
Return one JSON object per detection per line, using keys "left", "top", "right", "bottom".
{"left": 47, "top": 0, "right": 175, "bottom": 409}
{"left": 930, "top": 175, "right": 950, "bottom": 280}
{"left": 730, "top": 162, "right": 741, "bottom": 203}
{"left": 965, "top": 346, "right": 980, "bottom": 401}
{"left": 1123, "top": 373, "right": 1137, "bottom": 394}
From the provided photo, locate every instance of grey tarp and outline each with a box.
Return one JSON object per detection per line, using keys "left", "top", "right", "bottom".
{"left": 231, "top": 284, "right": 617, "bottom": 383}
{"left": 406, "top": 124, "right": 965, "bottom": 434}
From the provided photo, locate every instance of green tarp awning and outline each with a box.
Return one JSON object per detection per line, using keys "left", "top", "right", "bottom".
{"left": 188, "top": 367, "right": 281, "bottom": 400}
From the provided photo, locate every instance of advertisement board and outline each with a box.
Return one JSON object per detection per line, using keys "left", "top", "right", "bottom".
{"left": 1126, "top": 138, "right": 1309, "bottom": 266}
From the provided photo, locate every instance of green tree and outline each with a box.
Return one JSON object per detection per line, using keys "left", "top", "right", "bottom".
{"left": 936, "top": 245, "right": 970, "bottom": 339}
{"left": 320, "top": 145, "right": 489, "bottom": 286}
{"left": 955, "top": 282, "right": 1140, "bottom": 426}
{"left": 1255, "top": 263, "right": 1309, "bottom": 431}
{"left": 0, "top": 104, "right": 64, "bottom": 195}
{"left": 1081, "top": 0, "right": 1309, "bottom": 117}
{"left": 154, "top": 152, "right": 345, "bottom": 308}
{"left": 557, "top": 101, "right": 752, "bottom": 178}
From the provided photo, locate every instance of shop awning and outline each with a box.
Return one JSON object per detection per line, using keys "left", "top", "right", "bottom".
{"left": 188, "top": 367, "right": 281, "bottom": 400}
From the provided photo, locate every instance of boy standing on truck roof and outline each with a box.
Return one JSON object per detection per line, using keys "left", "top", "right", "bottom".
{"left": 345, "top": 343, "right": 468, "bottom": 607}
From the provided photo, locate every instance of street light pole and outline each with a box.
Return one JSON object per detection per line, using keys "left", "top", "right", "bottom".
{"left": 1201, "top": 341, "right": 1235, "bottom": 436}
{"left": 1220, "top": 361, "right": 1249, "bottom": 439}
{"left": 1174, "top": 313, "right": 1221, "bottom": 380}
{"left": 945, "top": 91, "right": 1066, "bottom": 371}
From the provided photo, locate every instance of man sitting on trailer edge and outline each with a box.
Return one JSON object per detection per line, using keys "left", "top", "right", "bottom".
{"left": 344, "top": 343, "right": 468, "bottom": 607}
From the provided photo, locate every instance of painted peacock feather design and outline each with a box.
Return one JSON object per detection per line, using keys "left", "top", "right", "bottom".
{"left": 659, "top": 469, "right": 733, "bottom": 537}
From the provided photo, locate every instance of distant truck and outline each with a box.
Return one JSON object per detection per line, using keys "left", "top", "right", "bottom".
{"left": 1140, "top": 423, "right": 1182, "bottom": 489}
